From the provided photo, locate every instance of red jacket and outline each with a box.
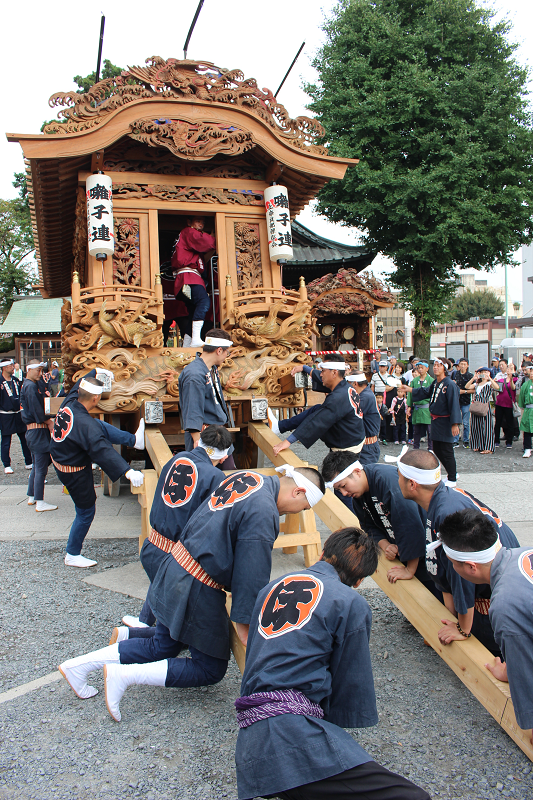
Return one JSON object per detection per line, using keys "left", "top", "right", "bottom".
{"left": 172, "top": 227, "right": 216, "bottom": 295}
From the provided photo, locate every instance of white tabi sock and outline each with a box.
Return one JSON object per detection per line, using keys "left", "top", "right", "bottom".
{"left": 109, "top": 626, "right": 130, "bottom": 645}
{"left": 182, "top": 334, "right": 192, "bottom": 347}
{"left": 122, "top": 615, "right": 149, "bottom": 628}
{"left": 104, "top": 660, "right": 168, "bottom": 722}
{"left": 134, "top": 419, "right": 145, "bottom": 450}
{"left": 190, "top": 320, "right": 204, "bottom": 348}
{"left": 59, "top": 643, "right": 120, "bottom": 699}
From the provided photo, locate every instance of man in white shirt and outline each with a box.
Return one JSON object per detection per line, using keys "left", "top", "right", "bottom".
{"left": 371, "top": 360, "right": 390, "bottom": 394}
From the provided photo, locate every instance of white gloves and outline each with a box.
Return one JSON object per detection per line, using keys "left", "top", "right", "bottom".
{"left": 125, "top": 469, "right": 144, "bottom": 487}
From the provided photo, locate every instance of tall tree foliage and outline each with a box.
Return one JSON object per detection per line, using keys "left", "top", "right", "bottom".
{"left": 446, "top": 289, "right": 505, "bottom": 322}
{"left": 306, "top": 0, "right": 533, "bottom": 357}
{"left": 0, "top": 175, "right": 38, "bottom": 316}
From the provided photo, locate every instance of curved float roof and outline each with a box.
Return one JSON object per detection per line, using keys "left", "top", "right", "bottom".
{"left": 6, "top": 58, "right": 359, "bottom": 297}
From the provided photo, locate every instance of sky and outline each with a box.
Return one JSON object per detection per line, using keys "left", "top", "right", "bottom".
{"left": 1, "top": 0, "right": 532, "bottom": 302}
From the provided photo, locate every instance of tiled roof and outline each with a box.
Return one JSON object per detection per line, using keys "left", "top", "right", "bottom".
{"left": 289, "top": 221, "right": 373, "bottom": 266}
{"left": 0, "top": 297, "right": 67, "bottom": 334}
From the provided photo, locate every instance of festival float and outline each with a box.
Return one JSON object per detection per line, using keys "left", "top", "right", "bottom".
{"left": 7, "top": 57, "right": 393, "bottom": 464}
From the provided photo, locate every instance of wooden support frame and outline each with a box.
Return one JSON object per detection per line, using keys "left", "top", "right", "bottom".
{"left": 246, "top": 422, "right": 533, "bottom": 762}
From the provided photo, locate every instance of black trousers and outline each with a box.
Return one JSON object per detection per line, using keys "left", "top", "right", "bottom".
{"left": 494, "top": 405, "right": 514, "bottom": 445}
{"left": 432, "top": 440, "right": 456, "bottom": 482}
{"left": 267, "top": 761, "right": 431, "bottom": 800}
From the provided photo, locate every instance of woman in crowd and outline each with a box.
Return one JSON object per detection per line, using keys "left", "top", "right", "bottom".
{"left": 393, "top": 363, "right": 408, "bottom": 384}
{"left": 465, "top": 368, "right": 500, "bottom": 454}
{"left": 494, "top": 361, "right": 516, "bottom": 449}
{"left": 518, "top": 364, "right": 533, "bottom": 458}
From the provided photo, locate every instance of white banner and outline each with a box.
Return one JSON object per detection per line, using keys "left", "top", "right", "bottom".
{"left": 264, "top": 185, "right": 294, "bottom": 262}
{"left": 86, "top": 174, "right": 115, "bottom": 257}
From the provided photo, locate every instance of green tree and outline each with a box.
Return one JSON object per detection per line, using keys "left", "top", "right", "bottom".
{"left": 306, "top": 0, "right": 533, "bottom": 358}
{"left": 73, "top": 59, "right": 124, "bottom": 94}
{"left": 0, "top": 183, "right": 38, "bottom": 316}
{"left": 41, "top": 60, "right": 124, "bottom": 132}
{"left": 446, "top": 289, "right": 505, "bottom": 322}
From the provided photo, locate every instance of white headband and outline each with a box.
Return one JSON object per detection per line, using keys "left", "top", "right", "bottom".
{"left": 204, "top": 336, "right": 232, "bottom": 348}
{"left": 0, "top": 359, "right": 14, "bottom": 367}
{"left": 428, "top": 536, "right": 501, "bottom": 564}
{"left": 197, "top": 439, "right": 230, "bottom": 460}
{"left": 384, "top": 446, "right": 442, "bottom": 484}
{"left": 80, "top": 378, "right": 103, "bottom": 395}
{"left": 321, "top": 361, "right": 346, "bottom": 370}
{"left": 346, "top": 373, "right": 366, "bottom": 382}
{"left": 275, "top": 465, "right": 324, "bottom": 507}
{"left": 433, "top": 358, "right": 446, "bottom": 367}
{"left": 325, "top": 461, "right": 362, "bottom": 489}
{"left": 26, "top": 362, "right": 47, "bottom": 371}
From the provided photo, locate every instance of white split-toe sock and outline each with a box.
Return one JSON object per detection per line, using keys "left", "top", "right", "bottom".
{"left": 104, "top": 659, "right": 168, "bottom": 722}
{"left": 122, "top": 615, "right": 149, "bottom": 628}
{"left": 27, "top": 496, "right": 35, "bottom": 505}
{"left": 59, "top": 643, "right": 120, "bottom": 699}
{"left": 109, "top": 626, "right": 130, "bottom": 645}
{"left": 182, "top": 334, "right": 192, "bottom": 347}
{"left": 267, "top": 408, "right": 280, "bottom": 436}
{"left": 25, "top": 463, "right": 33, "bottom": 470}
{"left": 4, "top": 466, "right": 13, "bottom": 474}
{"left": 134, "top": 419, "right": 145, "bottom": 450}
{"left": 64, "top": 553, "right": 97, "bottom": 568}
{"left": 189, "top": 320, "right": 204, "bottom": 348}
{"left": 36, "top": 500, "right": 58, "bottom": 512}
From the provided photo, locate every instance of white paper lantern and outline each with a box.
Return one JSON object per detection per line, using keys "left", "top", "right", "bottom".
{"left": 86, "top": 174, "right": 115, "bottom": 258}
{"left": 264, "top": 185, "right": 294, "bottom": 262}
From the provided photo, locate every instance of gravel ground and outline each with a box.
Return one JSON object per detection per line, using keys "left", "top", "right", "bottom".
{"left": 1, "top": 539, "right": 533, "bottom": 800}
{"left": 1, "top": 435, "right": 533, "bottom": 799}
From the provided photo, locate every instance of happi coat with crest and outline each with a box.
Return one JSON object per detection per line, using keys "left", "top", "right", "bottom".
{"left": 350, "top": 464, "right": 427, "bottom": 564}
{"left": 140, "top": 447, "right": 224, "bottom": 581}
{"left": 142, "top": 472, "right": 281, "bottom": 661}
{"left": 235, "top": 560, "right": 378, "bottom": 800}
{"left": 411, "top": 376, "right": 461, "bottom": 442}
{"left": 49, "top": 377, "right": 130, "bottom": 508}
{"left": 425, "top": 482, "right": 518, "bottom": 616}
{"left": 288, "top": 379, "right": 365, "bottom": 450}
{"left": 20, "top": 378, "right": 50, "bottom": 453}
{"left": 0, "top": 373, "right": 26, "bottom": 436}
{"left": 178, "top": 354, "right": 232, "bottom": 451}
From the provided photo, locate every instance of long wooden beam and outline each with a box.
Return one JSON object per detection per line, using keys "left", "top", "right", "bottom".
{"left": 246, "top": 422, "right": 533, "bottom": 762}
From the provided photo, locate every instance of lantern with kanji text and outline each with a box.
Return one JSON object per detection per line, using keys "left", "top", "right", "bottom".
{"left": 86, "top": 174, "right": 115, "bottom": 259}
{"left": 264, "top": 185, "right": 294, "bottom": 261}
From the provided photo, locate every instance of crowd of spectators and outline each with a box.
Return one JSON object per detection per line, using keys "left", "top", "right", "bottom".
{"left": 369, "top": 350, "right": 533, "bottom": 457}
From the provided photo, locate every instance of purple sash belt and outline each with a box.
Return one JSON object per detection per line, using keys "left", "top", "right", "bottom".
{"left": 235, "top": 689, "right": 324, "bottom": 729}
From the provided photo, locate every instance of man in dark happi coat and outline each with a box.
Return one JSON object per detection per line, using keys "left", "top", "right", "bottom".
{"left": 58, "top": 466, "right": 324, "bottom": 721}
{"left": 178, "top": 328, "right": 236, "bottom": 468}
{"left": 406, "top": 358, "right": 461, "bottom": 486}
{"left": 271, "top": 355, "right": 365, "bottom": 458}
{"left": 347, "top": 372, "right": 381, "bottom": 464}
{"left": 322, "top": 451, "right": 428, "bottom": 584}
{"left": 50, "top": 376, "right": 144, "bottom": 568}
{"left": 118, "top": 425, "right": 232, "bottom": 630}
{"left": 235, "top": 528, "right": 430, "bottom": 800}
{"left": 439, "top": 509, "right": 533, "bottom": 746}
{"left": 0, "top": 357, "right": 32, "bottom": 474}
{"left": 20, "top": 359, "right": 57, "bottom": 513}
{"left": 398, "top": 449, "right": 518, "bottom": 653}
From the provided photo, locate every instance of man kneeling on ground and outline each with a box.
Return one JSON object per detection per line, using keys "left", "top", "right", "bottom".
{"left": 234, "top": 528, "right": 431, "bottom": 800}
